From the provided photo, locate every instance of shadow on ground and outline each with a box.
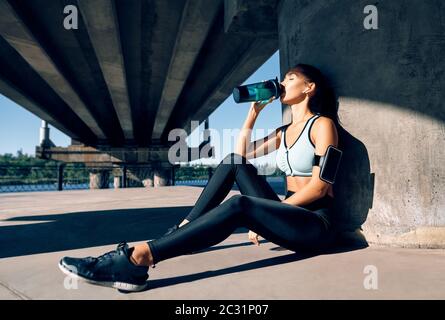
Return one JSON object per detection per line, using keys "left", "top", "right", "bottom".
{"left": 0, "top": 206, "right": 206, "bottom": 258}
{"left": 128, "top": 240, "right": 368, "bottom": 293}
{"left": 0, "top": 204, "right": 367, "bottom": 260}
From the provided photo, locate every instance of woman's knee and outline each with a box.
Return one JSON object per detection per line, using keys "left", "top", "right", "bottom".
{"left": 226, "top": 194, "right": 250, "bottom": 212}
{"left": 222, "top": 152, "right": 249, "bottom": 166}
{"left": 227, "top": 194, "right": 243, "bottom": 204}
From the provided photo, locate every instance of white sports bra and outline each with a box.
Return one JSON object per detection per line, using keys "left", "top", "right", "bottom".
{"left": 276, "top": 113, "right": 321, "bottom": 177}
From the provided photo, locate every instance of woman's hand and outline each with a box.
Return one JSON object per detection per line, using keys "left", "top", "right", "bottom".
{"left": 281, "top": 198, "right": 292, "bottom": 205}
{"left": 248, "top": 230, "right": 260, "bottom": 246}
{"left": 250, "top": 95, "right": 275, "bottom": 117}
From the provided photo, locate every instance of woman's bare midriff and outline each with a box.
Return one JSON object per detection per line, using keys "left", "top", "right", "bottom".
{"left": 286, "top": 176, "right": 334, "bottom": 198}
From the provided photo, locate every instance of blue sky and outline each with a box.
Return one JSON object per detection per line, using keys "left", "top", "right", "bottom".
{"left": 0, "top": 51, "right": 282, "bottom": 165}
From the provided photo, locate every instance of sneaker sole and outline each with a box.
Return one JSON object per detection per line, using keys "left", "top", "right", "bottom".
{"left": 58, "top": 261, "right": 148, "bottom": 293}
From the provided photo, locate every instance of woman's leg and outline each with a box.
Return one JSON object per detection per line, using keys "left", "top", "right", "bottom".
{"left": 184, "top": 152, "right": 280, "bottom": 222}
{"left": 148, "top": 195, "right": 335, "bottom": 265}
{"left": 58, "top": 194, "right": 334, "bottom": 292}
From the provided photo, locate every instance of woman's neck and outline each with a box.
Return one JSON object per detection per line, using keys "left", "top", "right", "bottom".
{"left": 290, "top": 101, "right": 313, "bottom": 124}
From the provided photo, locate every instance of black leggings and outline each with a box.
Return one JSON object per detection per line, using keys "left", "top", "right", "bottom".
{"left": 147, "top": 153, "right": 337, "bottom": 264}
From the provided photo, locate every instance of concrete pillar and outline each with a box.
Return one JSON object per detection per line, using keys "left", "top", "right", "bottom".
{"left": 154, "top": 167, "right": 172, "bottom": 187}
{"left": 123, "top": 164, "right": 174, "bottom": 188}
{"left": 111, "top": 167, "right": 122, "bottom": 189}
{"left": 113, "top": 176, "right": 121, "bottom": 189}
{"left": 111, "top": 167, "right": 130, "bottom": 189}
{"left": 143, "top": 176, "right": 154, "bottom": 187}
{"left": 277, "top": 1, "right": 445, "bottom": 247}
{"left": 126, "top": 166, "right": 154, "bottom": 188}
{"left": 89, "top": 170, "right": 110, "bottom": 189}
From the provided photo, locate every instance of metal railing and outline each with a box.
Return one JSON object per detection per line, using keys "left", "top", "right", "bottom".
{"left": 0, "top": 163, "right": 284, "bottom": 193}
{"left": 174, "top": 166, "right": 214, "bottom": 187}
{"left": 0, "top": 164, "right": 215, "bottom": 193}
{"left": 0, "top": 164, "right": 113, "bottom": 193}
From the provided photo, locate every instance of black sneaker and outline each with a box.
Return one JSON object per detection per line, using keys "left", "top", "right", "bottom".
{"left": 163, "top": 224, "right": 179, "bottom": 237}
{"left": 58, "top": 242, "right": 149, "bottom": 292}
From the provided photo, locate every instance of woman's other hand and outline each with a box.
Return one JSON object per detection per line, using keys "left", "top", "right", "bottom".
{"left": 281, "top": 198, "right": 292, "bottom": 205}
{"left": 250, "top": 96, "right": 275, "bottom": 116}
{"left": 248, "top": 230, "right": 260, "bottom": 246}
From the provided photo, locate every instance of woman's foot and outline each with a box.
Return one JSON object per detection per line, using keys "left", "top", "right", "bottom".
{"left": 59, "top": 242, "right": 149, "bottom": 292}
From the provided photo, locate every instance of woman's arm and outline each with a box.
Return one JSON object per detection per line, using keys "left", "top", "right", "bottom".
{"left": 282, "top": 116, "right": 339, "bottom": 206}
{"left": 236, "top": 97, "right": 281, "bottom": 159}
{"left": 235, "top": 106, "right": 259, "bottom": 157}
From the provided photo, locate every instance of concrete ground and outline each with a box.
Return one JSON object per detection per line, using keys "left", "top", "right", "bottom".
{"left": 0, "top": 186, "right": 444, "bottom": 300}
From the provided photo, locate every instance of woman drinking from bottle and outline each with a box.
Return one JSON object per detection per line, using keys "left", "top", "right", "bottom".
{"left": 59, "top": 64, "right": 342, "bottom": 292}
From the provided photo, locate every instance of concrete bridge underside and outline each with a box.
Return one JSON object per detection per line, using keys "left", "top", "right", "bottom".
{"left": 0, "top": 0, "right": 278, "bottom": 185}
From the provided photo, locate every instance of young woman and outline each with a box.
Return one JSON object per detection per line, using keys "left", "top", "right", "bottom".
{"left": 59, "top": 64, "right": 341, "bottom": 292}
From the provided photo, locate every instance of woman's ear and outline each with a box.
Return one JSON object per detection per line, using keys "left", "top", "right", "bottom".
{"left": 306, "top": 82, "right": 316, "bottom": 95}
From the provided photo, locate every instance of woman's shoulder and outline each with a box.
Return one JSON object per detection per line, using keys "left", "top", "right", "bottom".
{"left": 311, "top": 115, "right": 337, "bottom": 140}
{"left": 313, "top": 115, "right": 335, "bottom": 127}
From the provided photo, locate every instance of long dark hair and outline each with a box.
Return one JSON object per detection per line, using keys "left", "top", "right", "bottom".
{"left": 287, "top": 64, "right": 342, "bottom": 128}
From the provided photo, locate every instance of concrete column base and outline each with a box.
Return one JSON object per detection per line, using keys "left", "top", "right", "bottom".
{"left": 113, "top": 176, "right": 121, "bottom": 189}
{"left": 89, "top": 170, "right": 110, "bottom": 189}
{"left": 154, "top": 167, "right": 172, "bottom": 187}
{"left": 126, "top": 166, "right": 154, "bottom": 188}
{"left": 112, "top": 164, "right": 174, "bottom": 188}
{"left": 142, "top": 176, "right": 154, "bottom": 188}
{"left": 363, "top": 226, "right": 445, "bottom": 249}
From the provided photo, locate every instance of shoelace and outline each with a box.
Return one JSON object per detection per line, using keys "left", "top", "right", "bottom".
{"left": 96, "top": 242, "right": 156, "bottom": 269}
{"left": 96, "top": 242, "right": 126, "bottom": 262}
{"left": 96, "top": 249, "right": 118, "bottom": 262}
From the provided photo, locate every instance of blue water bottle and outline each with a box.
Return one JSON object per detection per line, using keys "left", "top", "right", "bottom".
{"left": 232, "top": 77, "right": 282, "bottom": 103}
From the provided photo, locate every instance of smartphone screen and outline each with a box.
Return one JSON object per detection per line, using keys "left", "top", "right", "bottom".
{"left": 320, "top": 146, "right": 342, "bottom": 184}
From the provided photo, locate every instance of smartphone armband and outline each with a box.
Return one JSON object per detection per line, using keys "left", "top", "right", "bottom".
{"left": 312, "top": 145, "right": 342, "bottom": 184}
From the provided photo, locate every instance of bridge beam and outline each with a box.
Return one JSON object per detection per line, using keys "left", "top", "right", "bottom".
{"left": 152, "top": 0, "right": 222, "bottom": 141}
{"left": 0, "top": 0, "right": 105, "bottom": 140}
{"left": 0, "top": 77, "right": 80, "bottom": 140}
{"left": 78, "top": 0, "right": 134, "bottom": 140}
{"left": 176, "top": 0, "right": 279, "bottom": 136}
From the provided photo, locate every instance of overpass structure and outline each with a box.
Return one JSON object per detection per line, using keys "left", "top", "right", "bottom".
{"left": 0, "top": 0, "right": 278, "bottom": 187}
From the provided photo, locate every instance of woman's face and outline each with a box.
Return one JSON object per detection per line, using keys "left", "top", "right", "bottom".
{"left": 280, "top": 72, "right": 310, "bottom": 105}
